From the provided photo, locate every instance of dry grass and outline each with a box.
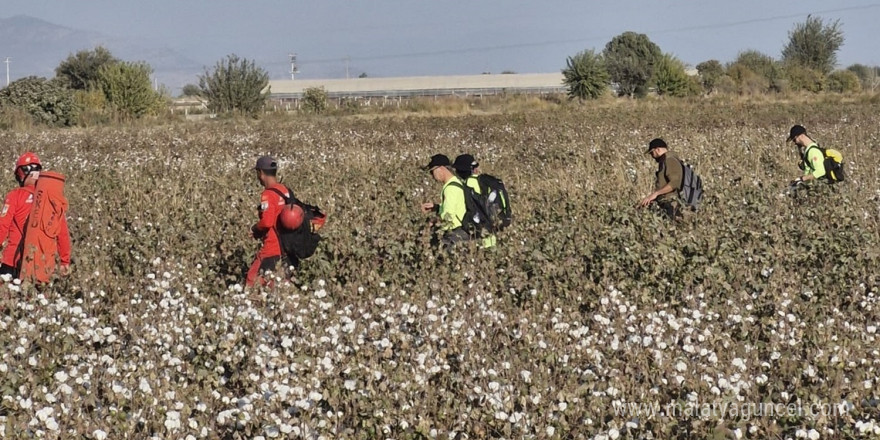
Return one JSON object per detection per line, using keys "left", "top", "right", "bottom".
{"left": 0, "top": 99, "right": 878, "bottom": 439}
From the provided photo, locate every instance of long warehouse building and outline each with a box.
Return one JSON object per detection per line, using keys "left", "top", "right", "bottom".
{"left": 268, "top": 73, "right": 566, "bottom": 100}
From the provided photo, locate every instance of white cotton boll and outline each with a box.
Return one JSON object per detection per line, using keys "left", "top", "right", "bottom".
{"left": 520, "top": 370, "right": 532, "bottom": 383}
{"left": 675, "top": 361, "right": 687, "bottom": 372}
{"left": 344, "top": 380, "right": 356, "bottom": 391}
{"left": 494, "top": 411, "right": 508, "bottom": 420}
{"left": 45, "top": 417, "right": 59, "bottom": 431}
{"left": 608, "top": 428, "right": 620, "bottom": 440}
{"left": 807, "top": 429, "right": 820, "bottom": 440}
{"left": 36, "top": 407, "right": 53, "bottom": 421}
{"left": 139, "top": 378, "right": 152, "bottom": 394}
{"left": 164, "top": 411, "right": 181, "bottom": 430}
{"left": 546, "top": 426, "right": 556, "bottom": 436}
{"left": 93, "top": 429, "right": 108, "bottom": 440}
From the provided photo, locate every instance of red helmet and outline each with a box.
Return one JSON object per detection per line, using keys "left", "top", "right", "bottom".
{"left": 14, "top": 152, "right": 42, "bottom": 184}
{"left": 278, "top": 204, "right": 305, "bottom": 230}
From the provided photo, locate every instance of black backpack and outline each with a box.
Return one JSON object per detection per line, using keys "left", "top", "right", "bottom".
{"left": 802, "top": 144, "right": 845, "bottom": 182}
{"left": 474, "top": 174, "right": 512, "bottom": 230}
{"left": 269, "top": 187, "right": 326, "bottom": 260}
{"left": 447, "top": 180, "right": 494, "bottom": 238}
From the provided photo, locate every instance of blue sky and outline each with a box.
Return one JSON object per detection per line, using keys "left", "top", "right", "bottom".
{"left": 3, "top": 0, "right": 879, "bottom": 80}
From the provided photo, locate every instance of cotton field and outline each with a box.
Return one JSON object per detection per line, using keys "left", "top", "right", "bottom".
{"left": 0, "top": 99, "right": 879, "bottom": 439}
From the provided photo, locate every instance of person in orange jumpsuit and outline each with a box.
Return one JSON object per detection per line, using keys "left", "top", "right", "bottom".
{"left": 0, "top": 152, "right": 71, "bottom": 280}
{"left": 246, "top": 156, "right": 292, "bottom": 287}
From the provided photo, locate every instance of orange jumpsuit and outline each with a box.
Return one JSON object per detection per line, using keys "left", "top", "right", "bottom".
{"left": 0, "top": 185, "right": 71, "bottom": 274}
{"left": 246, "top": 183, "right": 290, "bottom": 286}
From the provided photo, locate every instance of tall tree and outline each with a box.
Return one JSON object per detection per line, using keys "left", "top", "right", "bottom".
{"left": 198, "top": 54, "right": 270, "bottom": 115}
{"left": 602, "top": 32, "right": 662, "bottom": 97}
{"left": 652, "top": 54, "right": 698, "bottom": 97}
{"left": 695, "top": 60, "right": 724, "bottom": 94}
{"left": 96, "top": 61, "right": 164, "bottom": 118}
{"left": 562, "top": 49, "right": 609, "bottom": 100}
{"left": 782, "top": 15, "right": 844, "bottom": 75}
{"left": 55, "top": 46, "right": 120, "bottom": 91}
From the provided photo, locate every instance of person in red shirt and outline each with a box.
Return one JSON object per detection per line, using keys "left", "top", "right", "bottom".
{"left": 0, "top": 152, "right": 71, "bottom": 280}
{"left": 246, "top": 156, "right": 292, "bottom": 287}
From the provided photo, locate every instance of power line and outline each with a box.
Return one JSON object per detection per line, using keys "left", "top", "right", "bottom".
{"left": 294, "top": 3, "right": 880, "bottom": 65}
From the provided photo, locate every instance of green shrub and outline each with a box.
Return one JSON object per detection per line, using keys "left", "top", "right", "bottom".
{"left": 826, "top": 70, "right": 861, "bottom": 93}
{"left": 302, "top": 86, "right": 329, "bottom": 113}
{"left": 0, "top": 76, "right": 78, "bottom": 126}
{"left": 562, "top": 49, "right": 609, "bottom": 100}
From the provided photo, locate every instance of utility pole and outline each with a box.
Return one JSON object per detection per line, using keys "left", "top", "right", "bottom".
{"left": 4, "top": 57, "right": 10, "bottom": 87}
{"left": 288, "top": 53, "right": 299, "bottom": 80}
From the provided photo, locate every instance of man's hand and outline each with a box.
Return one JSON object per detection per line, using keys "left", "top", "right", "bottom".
{"left": 251, "top": 225, "right": 266, "bottom": 239}
{"left": 420, "top": 202, "right": 436, "bottom": 213}
{"left": 59, "top": 264, "right": 71, "bottom": 277}
{"left": 638, "top": 194, "right": 657, "bottom": 208}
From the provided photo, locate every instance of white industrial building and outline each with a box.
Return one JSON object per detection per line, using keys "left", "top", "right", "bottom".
{"left": 267, "top": 73, "right": 566, "bottom": 101}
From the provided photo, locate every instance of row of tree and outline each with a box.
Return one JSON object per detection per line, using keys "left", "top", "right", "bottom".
{"left": 563, "top": 16, "right": 879, "bottom": 100}
{"left": 0, "top": 48, "right": 270, "bottom": 127}
{"left": 2, "top": 15, "right": 879, "bottom": 126}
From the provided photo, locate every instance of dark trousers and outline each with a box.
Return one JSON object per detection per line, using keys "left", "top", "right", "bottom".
{"left": 0, "top": 264, "right": 19, "bottom": 279}
{"left": 656, "top": 200, "right": 681, "bottom": 221}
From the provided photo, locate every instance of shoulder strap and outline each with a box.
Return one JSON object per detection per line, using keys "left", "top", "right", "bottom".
{"left": 268, "top": 186, "right": 298, "bottom": 204}
{"left": 802, "top": 145, "right": 821, "bottom": 171}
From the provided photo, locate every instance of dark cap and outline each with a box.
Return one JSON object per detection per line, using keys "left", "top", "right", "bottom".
{"left": 254, "top": 156, "right": 277, "bottom": 171}
{"left": 424, "top": 154, "right": 450, "bottom": 170}
{"left": 453, "top": 154, "right": 478, "bottom": 172}
{"left": 645, "top": 138, "right": 667, "bottom": 153}
{"left": 787, "top": 125, "right": 806, "bottom": 142}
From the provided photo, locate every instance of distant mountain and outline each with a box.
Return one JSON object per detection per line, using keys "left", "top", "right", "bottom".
{"left": 0, "top": 15, "right": 204, "bottom": 93}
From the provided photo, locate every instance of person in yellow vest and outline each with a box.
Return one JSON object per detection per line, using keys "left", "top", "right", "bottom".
{"left": 421, "top": 154, "right": 494, "bottom": 248}
{"left": 452, "top": 154, "right": 496, "bottom": 248}
{"left": 787, "top": 125, "right": 826, "bottom": 187}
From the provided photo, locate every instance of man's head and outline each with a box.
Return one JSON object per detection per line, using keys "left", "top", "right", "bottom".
{"left": 453, "top": 154, "right": 479, "bottom": 178}
{"left": 15, "top": 152, "right": 42, "bottom": 187}
{"left": 254, "top": 155, "right": 278, "bottom": 186}
{"left": 645, "top": 138, "right": 668, "bottom": 160}
{"left": 787, "top": 125, "right": 810, "bottom": 146}
{"left": 424, "top": 154, "right": 454, "bottom": 183}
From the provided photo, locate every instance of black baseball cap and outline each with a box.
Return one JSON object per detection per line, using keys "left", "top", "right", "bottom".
{"left": 645, "top": 138, "right": 667, "bottom": 153}
{"left": 787, "top": 125, "right": 806, "bottom": 142}
{"left": 453, "top": 154, "right": 478, "bottom": 172}
{"left": 254, "top": 156, "right": 277, "bottom": 171}
{"left": 424, "top": 154, "right": 450, "bottom": 171}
